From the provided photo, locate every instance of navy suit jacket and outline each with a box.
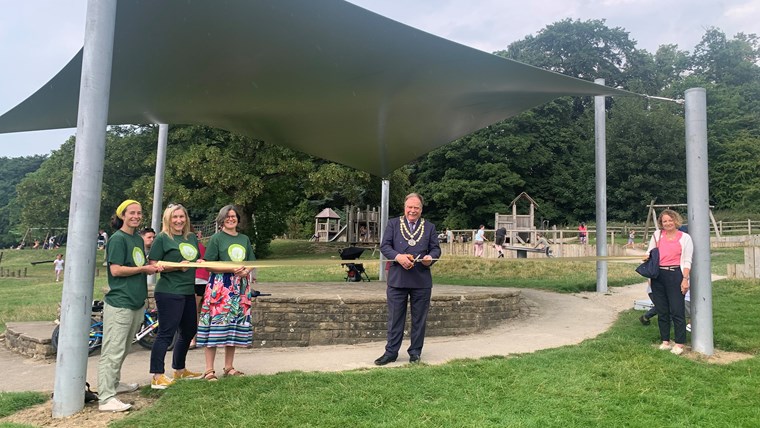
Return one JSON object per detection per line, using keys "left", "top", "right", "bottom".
{"left": 380, "top": 216, "right": 441, "bottom": 289}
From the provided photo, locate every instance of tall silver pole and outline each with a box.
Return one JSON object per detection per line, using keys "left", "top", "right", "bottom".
{"left": 378, "top": 179, "right": 390, "bottom": 281}
{"left": 685, "top": 88, "right": 714, "bottom": 355}
{"left": 147, "top": 124, "right": 168, "bottom": 286}
{"left": 151, "top": 124, "right": 168, "bottom": 232}
{"left": 594, "top": 78, "right": 608, "bottom": 293}
{"left": 52, "top": 0, "right": 117, "bottom": 418}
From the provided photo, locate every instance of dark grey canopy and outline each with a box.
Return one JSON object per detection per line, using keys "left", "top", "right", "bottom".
{"left": 0, "top": 0, "right": 630, "bottom": 176}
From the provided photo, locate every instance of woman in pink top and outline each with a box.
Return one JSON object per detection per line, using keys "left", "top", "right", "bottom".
{"left": 645, "top": 209, "right": 693, "bottom": 355}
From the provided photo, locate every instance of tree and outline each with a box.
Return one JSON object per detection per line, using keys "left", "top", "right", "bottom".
{"left": 606, "top": 97, "right": 686, "bottom": 220}
{"left": 128, "top": 125, "right": 315, "bottom": 258}
{"left": 15, "top": 139, "right": 76, "bottom": 230}
{"left": 498, "top": 19, "right": 640, "bottom": 89}
{"left": 0, "top": 154, "right": 46, "bottom": 246}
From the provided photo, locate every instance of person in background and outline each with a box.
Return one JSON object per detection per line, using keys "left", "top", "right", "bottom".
{"left": 534, "top": 233, "right": 549, "bottom": 250}
{"left": 645, "top": 209, "right": 693, "bottom": 356}
{"left": 98, "top": 200, "right": 163, "bottom": 412}
{"left": 627, "top": 229, "right": 636, "bottom": 248}
{"left": 147, "top": 204, "right": 204, "bottom": 389}
{"left": 53, "top": 253, "right": 64, "bottom": 282}
{"left": 494, "top": 226, "right": 507, "bottom": 258}
{"left": 578, "top": 223, "right": 588, "bottom": 245}
{"left": 140, "top": 227, "right": 156, "bottom": 253}
{"left": 375, "top": 193, "right": 441, "bottom": 365}
{"left": 473, "top": 225, "right": 486, "bottom": 257}
{"left": 446, "top": 228, "right": 454, "bottom": 245}
{"left": 197, "top": 205, "right": 255, "bottom": 380}
{"left": 97, "top": 229, "right": 107, "bottom": 250}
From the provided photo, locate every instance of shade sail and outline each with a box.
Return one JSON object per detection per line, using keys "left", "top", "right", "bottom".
{"left": 0, "top": 0, "right": 632, "bottom": 177}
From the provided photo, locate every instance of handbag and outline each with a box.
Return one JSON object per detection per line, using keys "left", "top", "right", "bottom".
{"left": 635, "top": 233, "right": 660, "bottom": 279}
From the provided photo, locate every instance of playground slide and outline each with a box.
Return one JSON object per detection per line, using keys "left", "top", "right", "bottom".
{"left": 328, "top": 225, "right": 348, "bottom": 242}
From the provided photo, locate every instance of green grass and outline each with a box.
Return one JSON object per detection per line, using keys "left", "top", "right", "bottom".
{"left": 0, "top": 243, "right": 751, "bottom": 424}
{"left": 0, "top": 392, "right": 47, "bottom": 419}
{"left": 109, "top": 278, "right": 760, "bottom": 428}
{"left": 0, "top": 249, "right": 108, "bottom": 333}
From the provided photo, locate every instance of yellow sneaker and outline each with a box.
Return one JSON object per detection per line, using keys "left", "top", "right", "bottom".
{"left": 174, "top": 368, "right": 203, "bottom": 380}
{"left": 150, "top": 374, "right": 175, "bottom": 390}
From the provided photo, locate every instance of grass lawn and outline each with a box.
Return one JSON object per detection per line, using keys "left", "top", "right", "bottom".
{"left": 0, "top": 242, "right": 752, "bottom": 426}
{"left": 110, "top": 278, "right": 760, "bottom": 428}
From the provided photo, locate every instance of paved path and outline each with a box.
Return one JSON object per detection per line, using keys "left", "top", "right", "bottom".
{"left": 0, "top": 281, "right": 650, "bottom": 392}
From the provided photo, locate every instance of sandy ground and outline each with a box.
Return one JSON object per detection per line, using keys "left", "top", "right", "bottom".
{"left": 1, "top": 279, "right": 749, "bottom": 427}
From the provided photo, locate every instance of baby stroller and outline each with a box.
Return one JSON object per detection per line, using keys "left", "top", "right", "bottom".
{"left": 339, "top": 247, "right": 371, "bottom": 282}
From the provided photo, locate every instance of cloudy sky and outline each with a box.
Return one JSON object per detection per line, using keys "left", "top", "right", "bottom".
{"left": 1, "top": 0, "right": 758, "bottom": 158}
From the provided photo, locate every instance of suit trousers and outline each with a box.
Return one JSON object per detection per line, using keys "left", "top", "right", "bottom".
{"left": 384, "top": 286, "right": 432, "bottom": 358}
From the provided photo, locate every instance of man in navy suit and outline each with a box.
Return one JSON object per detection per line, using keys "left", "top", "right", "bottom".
{"left": 375, "top": 193, "right": 441, "bottom": 365}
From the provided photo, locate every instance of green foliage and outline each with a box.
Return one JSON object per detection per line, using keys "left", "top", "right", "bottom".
{"left": 14, "top": 139, "right": 75, "bottom": 230}
{"left": 606, "top": 97, "right": 686, "bottom": 220}
{"left": 499, "top": 18, "right": 638, "bottom": 88}
{"left": 0, "top": 155, "right": 46, "bottom": 247}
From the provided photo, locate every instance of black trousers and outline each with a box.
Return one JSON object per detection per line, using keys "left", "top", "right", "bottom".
{"left": 150, "top": 292, "right": 197, "bottom": 374}
{"left": 650, "top": 268, "right": 687, "bottom": 344}
{"left": 384, "top": 286, "right": 432, "bottom": 358}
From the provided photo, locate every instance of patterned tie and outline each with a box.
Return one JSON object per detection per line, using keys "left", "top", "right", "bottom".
{"left": 409, "top": 222, "right": 416, "bottom": 233}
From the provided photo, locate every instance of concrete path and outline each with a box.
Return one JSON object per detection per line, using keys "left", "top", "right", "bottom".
{"left": 0, "top": 281, "right": 650, "bottom": 392}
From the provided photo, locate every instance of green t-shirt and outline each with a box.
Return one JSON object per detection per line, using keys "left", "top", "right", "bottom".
{"left": 205, "top": 231, "right": 255, "bottom": 263}
{"left": 148, "top": 232, "right": 199, "bottom": 295}
{"left": 106, "top": 229, "right": 148, "bottom": 310}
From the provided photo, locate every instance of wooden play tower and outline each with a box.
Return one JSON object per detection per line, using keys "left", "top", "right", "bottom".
{"left": 494, "top": 192, "right": 538, "bottom": 244}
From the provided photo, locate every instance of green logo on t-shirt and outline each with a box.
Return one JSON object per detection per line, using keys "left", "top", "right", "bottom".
{"left": 132, "top": 248, "right": 146, "bottom": 266}
{"left": 228, "top": 244, "right": 246, "bottom": 262}
{"left": 179, "top": 243, "right": 198, "bottom": 260}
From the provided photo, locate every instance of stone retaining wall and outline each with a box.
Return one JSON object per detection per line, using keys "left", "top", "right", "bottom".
{"left": 4, "top": 322, "right": 56, "bottom": 360}
{"left": 251, "top": 290, "right": 523, "bottom": 348}
{"left": 6, "top": 288, "right": 525, "bottom": 358}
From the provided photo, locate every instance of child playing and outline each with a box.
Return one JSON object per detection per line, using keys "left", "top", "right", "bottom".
{"left": 53, "top": 254, "right": 64, "bottom": 282}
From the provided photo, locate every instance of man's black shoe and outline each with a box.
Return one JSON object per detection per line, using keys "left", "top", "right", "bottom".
{"left": 639, "top": 315, "right": 650, "bottom": 326}
{"left": 409, "top": 355, "right": 421, "bottom": 363}
{"left": 374, "top": 355, "right": 397, "bottom": 366}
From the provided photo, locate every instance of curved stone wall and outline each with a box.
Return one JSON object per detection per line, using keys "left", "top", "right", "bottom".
{"left": 251, "top": 283, "right": 524, "bottom": 348}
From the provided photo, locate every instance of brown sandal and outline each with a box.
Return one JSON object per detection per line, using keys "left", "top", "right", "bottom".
{"left": 223, "top": 367, "right": 244, "bottom": 377}
{"left": 203, "top": 369, "right": 218, "bottom": 381}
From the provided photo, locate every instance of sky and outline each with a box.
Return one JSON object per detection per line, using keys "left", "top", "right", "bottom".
{"left": 1, "top": 0, "right": 758, "bottom": 158}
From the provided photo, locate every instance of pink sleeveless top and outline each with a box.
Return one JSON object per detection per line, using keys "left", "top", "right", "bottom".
{"left": 658, "top": 231, "right": 682, "bottom": 266}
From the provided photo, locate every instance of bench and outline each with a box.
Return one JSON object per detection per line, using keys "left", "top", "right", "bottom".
{"left": 502, "top": 246, "right": 552, "bottom": 258}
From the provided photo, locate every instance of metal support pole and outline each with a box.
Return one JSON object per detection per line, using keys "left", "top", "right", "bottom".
{"left": 151, "top": 124, "right": 168, "bottom": 232}
{"left": 378, "top": 179, "right": 390, "bottom": 281}
{"left": 685, "top": 88, "right": 714, "bottom": 355}
{"left": 52, "top": 0, "right": 117, "bottom": 418}
{"left": 147, "top": 124, "right": 168, "bottom": 286}
{"left": 594, "top": 78, "right": 608, "bottom": 293}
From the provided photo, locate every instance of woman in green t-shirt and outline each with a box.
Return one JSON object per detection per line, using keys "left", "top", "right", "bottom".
{"left": 197, "top": 205, "right": 255, "bottom": 380}
{"left": 98, "top": 199, "right": 163, "bottom": 413}
{"left": 147, "top": 204, "right": 204, "bottom": 389}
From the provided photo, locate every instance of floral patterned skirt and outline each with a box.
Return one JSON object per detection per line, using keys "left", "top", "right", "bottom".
{"left": 196, "top": 273, "right": 252, "bottom": 347}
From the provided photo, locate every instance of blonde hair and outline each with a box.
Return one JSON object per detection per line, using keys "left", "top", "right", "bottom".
{"left": 161, "top": 204, "right": 191, "bottom": 239}
{"left": 658, "top": 209, "right": 683, "bottom": 229}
